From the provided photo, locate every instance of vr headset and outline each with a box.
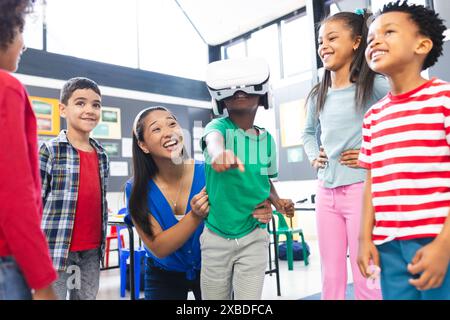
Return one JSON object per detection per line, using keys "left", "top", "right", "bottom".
{"left": 206, "top": 57, "right": 272, "bottom": 115}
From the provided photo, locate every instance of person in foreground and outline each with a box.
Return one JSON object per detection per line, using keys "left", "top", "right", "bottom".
{"left": 0, "top": 0, "right": 57, "bottom": 300}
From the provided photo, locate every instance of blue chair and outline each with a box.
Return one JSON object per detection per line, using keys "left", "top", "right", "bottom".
{"left": 117, "top": 224, "right": 146, "bottom": 299}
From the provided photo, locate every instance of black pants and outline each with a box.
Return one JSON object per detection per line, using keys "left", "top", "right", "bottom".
{"left": 144, "top": 258, "right": 201, "bottom": 300}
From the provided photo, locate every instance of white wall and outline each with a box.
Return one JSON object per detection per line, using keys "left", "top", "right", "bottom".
{"left": 107, "top": 192, "right": 127, "bottom": 215}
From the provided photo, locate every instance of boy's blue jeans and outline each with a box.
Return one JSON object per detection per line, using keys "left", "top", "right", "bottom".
{"left": 0, "top": 257, "right": 32, "bottom": 300}
{"left": 378, "top": 238, "right": 450, "bottom": 300}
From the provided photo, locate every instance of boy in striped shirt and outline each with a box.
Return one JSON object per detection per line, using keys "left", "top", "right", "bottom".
{"left": 357, "top": 1, "right": 450, "bottom": 299}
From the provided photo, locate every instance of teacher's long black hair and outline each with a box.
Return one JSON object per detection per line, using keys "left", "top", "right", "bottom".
{"left": 128, "top": 106, "right": 175, "bottom": 238}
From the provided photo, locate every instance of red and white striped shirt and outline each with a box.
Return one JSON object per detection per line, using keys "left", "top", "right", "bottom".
{"left": 359, "top": 78, "right": 450, "bottom": 245}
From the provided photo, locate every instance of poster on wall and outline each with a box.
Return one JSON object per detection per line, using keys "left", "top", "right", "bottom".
{"left": 279, "top": 99, "right": 306, "bottom": 148}
{"left": 110, "top": 161, "right": 129, "bottom": 177}
{"left": 102, "top": 142, "right": 120, "bottom": 158}
{"left": 29, "top": 96, "right": 60, "bottom": 136}
{"left": 91, "top": 107, "right": 122, "bottom": 140}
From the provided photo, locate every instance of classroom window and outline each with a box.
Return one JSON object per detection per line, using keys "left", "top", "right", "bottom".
{"left": 136, "top": 0, "right": 208, "bottom": 80}
{"left": 45, "top": 0, "right": 139, "bottom": 68}
{"left": 370, "top": 0, "right": 427, "bottom": 12}
{"left": 247, "top": 24, "right": 281, "bottom": 81}
{"left": 23, "top": 1, "right": 44, "bottom": 50}
{"left": 224, "top": 39, "right": 247, "bottom": 59}
{"left": 281, "top": 14, "right": 312, "bottom": 77}
{"left": 24, "top": 0, "right": 208, "bottom": 80}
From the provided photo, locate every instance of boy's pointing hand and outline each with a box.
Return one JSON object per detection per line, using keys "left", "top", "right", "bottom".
{"left": 211, "top": 150, "right": 245, "bottom": 173}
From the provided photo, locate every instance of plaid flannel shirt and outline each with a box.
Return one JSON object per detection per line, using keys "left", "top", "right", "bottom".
{"left": 39, "top": 130, "right": 109, "bottom": 271}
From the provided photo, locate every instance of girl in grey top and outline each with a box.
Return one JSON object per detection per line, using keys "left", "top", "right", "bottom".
{"left": 301, "top": 10, "right": 390, "bottom": 300}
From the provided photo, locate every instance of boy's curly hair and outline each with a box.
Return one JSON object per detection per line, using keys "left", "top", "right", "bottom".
{"left": 0, "top": 0, "right": 33, "bottom": 50}
{"left": 378, "top": 0, "right": 447, "bottom": 70}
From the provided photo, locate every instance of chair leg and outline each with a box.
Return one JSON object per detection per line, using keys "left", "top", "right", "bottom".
{"left": 105, "top": 238, "right": 111, "bottom": 268}
{"left": 272, "top": 227, "right": 281, "bottom": 297}
{"left": 268, "top": 235, "right": 273, "bottom": 274}
{"left": 286, "top": 234, "right": 294, "bottom": 271}
{"left": 117, "top": 237, "right": 123, "bottom": 266}
{"left": 299, "top": 232, "right": 309, "bottom": 266}
{"left": 134, "top": 254, "right": 141, "bottom": 299}
{"left": 119, "top": 256, "right": 127, "bottom": 298}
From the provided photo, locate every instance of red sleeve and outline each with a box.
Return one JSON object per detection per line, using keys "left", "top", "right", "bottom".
{"left": 358, "top": 114, "right": 372, "bottom": 169}
{"left": 0, "top": 84, "right": 57, "bottom": 290}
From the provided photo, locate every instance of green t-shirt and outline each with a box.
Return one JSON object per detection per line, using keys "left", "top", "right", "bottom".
{"left": 201, "top": 117, "right": 278, "bottom": 239}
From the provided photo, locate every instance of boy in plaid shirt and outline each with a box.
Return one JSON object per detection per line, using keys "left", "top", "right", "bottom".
{"left": 39, "top": 77, "right": 109, "bottom": 300}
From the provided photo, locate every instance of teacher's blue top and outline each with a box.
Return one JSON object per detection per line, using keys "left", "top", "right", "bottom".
{"left": 125, "top": 161, "right": 205, "bottom": 280}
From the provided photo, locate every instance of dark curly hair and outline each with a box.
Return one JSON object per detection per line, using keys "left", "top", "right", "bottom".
{"left": 0, "top": 0, "right": 33, "bottom": 49}
{"left": 378, "top": 0, "right": 447, "bottom": 70}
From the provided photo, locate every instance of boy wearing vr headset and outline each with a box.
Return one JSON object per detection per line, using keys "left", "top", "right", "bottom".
{"left": 200, "top": 57, "right": 295, "bottom": 300}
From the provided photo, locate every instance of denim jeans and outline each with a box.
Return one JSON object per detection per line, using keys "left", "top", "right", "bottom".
{"left": 53, "top": 248, "right": 101, "bottom": 300}
{"left": 144, "top": 258, "right": 201, "bottom": 300}
{"left": 378, "top": 238, "right": 450, "bottom": 300}
{"left": 0, "top": 256, "right": 32, "bottom": 300}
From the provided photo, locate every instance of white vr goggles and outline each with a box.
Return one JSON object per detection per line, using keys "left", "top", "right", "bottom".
{"left": 206, "top": 57, "right": 272, "bottom": 115}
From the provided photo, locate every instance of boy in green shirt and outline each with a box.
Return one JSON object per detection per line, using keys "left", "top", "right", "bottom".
{"left": 200, "top": 57, "right": 295, "bottom": 300}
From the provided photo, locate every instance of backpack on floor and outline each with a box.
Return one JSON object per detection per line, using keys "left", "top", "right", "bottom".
{"left": 278, "top": 241, "right": 310, "bottom": 261}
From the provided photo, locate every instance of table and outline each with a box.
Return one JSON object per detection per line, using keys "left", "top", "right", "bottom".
{"left": 294, "top": 198, "right": 316, "bottom": 212}
{"left": 107, "top": 216, "right": 136, "bottom": 300}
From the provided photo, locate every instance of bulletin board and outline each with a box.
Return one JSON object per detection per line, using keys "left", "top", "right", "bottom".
{"left": 29, "top": 96, "right": 60, "bottom": 136}
{"left": 91, "top": 106, "right": 122, "bottom": 140}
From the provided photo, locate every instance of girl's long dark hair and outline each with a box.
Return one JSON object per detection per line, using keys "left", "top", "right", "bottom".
{"left": 306, "top": 10, "right": 376, "bottom": 116}
{"left": 128, "top": 106, "right": 176, "bottom": 238}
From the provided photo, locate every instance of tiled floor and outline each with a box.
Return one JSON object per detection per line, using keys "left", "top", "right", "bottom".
{"left": 262, "top": 239, "right": 323, "bottom": 300}
{"left": 97, "top": 239, "right": 355, "bottom": 300}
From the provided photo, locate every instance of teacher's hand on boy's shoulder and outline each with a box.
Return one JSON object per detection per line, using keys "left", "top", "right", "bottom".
{"left": 190, "top": 187, "right": 209, "bottom": 219}
{"left": 252, "top": 199, "right": 273, "bottom": 224}
{"left": 211, "top": 150, "right": 245, "bottom": 173}
{"left": 339, "top": 149, "right": 361, "bottom": 168}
